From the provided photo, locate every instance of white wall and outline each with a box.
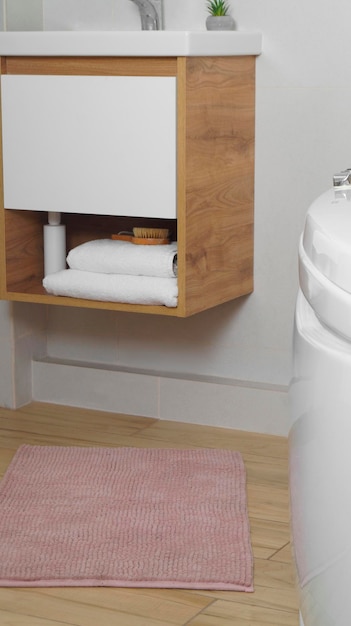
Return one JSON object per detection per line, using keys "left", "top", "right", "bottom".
{"left": 3, "top": 0, "right": 350, "bottom": 433}
{"left": 0, "top": 302, "right": 15, "bottom": 408}
{"left": 0, "top": 0, "right": 4, "bottom": 30}
{"left": 0, "top": 301, "right": 47, "bottom": 408}
{"left": 5, "top": 0, "right": 42, "bottom": 30}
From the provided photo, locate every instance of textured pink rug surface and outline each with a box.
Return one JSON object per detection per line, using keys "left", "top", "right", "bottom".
{"left": 0, "top": 445, "right": 253, "bottom": 590}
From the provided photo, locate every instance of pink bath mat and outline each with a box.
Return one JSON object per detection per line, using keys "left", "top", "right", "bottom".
{"left": 0, "top": 445, "right": 253, "bottom": 590}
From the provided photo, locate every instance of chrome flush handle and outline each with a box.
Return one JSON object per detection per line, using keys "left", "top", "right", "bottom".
{"left": 333, "top": 168, "right": 351, "bottom": 187}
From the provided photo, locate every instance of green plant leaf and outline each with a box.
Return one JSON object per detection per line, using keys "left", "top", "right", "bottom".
{"left": 206, "top": 0, "right": 230, "bottom": 16}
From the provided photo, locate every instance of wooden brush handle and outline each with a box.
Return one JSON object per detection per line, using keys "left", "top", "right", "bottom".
{"left": 111, "top": 234, "right": 134, "bottom": 243}
{"left": 111, "top": 234, "right": 170, "bottom": 245}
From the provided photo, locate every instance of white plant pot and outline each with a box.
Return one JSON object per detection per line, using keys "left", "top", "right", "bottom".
{"left": 206, "top": 15, "right": 235, "bottom": 30}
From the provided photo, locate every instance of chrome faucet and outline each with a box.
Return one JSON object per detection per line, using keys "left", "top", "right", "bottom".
{"left": 130, "top": 0, "right": 163, "bottom": 30}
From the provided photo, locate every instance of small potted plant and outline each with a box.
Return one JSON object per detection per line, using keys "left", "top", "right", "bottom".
{"left": 206, "top": 0, "right": 235, "bottom": 30}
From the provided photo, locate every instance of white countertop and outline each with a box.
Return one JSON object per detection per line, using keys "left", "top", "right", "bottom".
{"left": 0, "top": 30, "right": 262, "bottom": 57}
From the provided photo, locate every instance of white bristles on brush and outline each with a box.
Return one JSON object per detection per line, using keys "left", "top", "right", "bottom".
{"left": 112, "top": 227, "right": 171, "bottom": 245}
{"left": 133, "top": 228, "right": 169, "bottom": 240}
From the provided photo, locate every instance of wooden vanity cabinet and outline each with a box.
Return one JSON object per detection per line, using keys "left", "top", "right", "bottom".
{"left": 0, "top": 55, "right": 255, "bottom": 317}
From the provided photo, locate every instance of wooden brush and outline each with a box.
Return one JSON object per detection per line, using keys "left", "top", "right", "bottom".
{"left": 112, "top": 227, "right": 170, "bottom": 245}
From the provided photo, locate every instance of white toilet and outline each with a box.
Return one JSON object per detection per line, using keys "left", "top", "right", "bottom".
{"left": 290, "top": 173, "right": 351, "bottom": 626}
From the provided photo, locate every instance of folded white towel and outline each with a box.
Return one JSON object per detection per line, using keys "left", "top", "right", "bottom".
{"left": 67, "top": 239, "right": 178, "bottom": 278}
{"left": 43, "top": 270, "right": 178, "bottom": 308}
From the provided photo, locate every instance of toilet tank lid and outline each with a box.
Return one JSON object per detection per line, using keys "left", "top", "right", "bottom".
{"left": 302, "top": 187, "right": 351, "bottom": 294}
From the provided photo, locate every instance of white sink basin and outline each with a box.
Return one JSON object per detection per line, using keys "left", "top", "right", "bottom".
{"left": 0, "top": 30, "right": 262, "bottom": 57}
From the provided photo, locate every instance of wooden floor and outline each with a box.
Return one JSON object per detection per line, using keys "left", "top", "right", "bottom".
{"left": 0, "top": 402, "right": 299, "bottom": 625}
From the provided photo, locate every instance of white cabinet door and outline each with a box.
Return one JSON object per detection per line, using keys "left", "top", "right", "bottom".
{"left": 1, "top": 74, "right": 177, "bottom": 218}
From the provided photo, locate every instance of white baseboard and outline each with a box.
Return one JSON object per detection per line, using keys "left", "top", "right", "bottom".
{"left": 32, "top": 358, "right": 290, "bottom": 436}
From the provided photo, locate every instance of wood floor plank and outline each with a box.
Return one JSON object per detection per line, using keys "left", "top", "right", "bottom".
{"left": 17, "top": 402, "right": 157, "bottom": 431}
{"left": 247, "top": 484, "right": 290, "bottom": 524}
{"left": 0, "top": 588, "right": 187, "bottom": 626}
{"left": 0, "top": 419, "right": 143, "bottom": 447}
{"left": 189, "top": 555, "right": 298, "bottom": 612}
{"left": 0, "top": 448, "right": 16, "bottom": 478}
{"left": 270, "top": 542, "right": 295, "bottom": 564}
{"left": 0, "top": 429, "right": 215, "bottom": 452}
{"left": 253, "top": 557, "right": 297, "bottom": 589}
{"left": 0, "top": 409, "right": 156, "bottom": 449}
{"left": 250, "top": 519, "right": 291, "bottom": 559}
{"left": 188, "top": 584, "right": 299, "bottom": 613}
{"left": 186, "top": 598, "right": 298, "bottom": 625}
{"left": 37, "top": 587, "right": 213, "bottom": 624}
{"left": 0, "top": 609, "right": 70, "bottom": 626}
{"left": 244, "top": 455, "right": 288, "bottom": 488}
{"left": 134, "top": 420, "right": 289, "bottom": 458}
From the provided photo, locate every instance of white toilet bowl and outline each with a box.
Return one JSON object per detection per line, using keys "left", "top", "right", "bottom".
{"left": 290, "top": 184, "right": 351, "bottom": 626}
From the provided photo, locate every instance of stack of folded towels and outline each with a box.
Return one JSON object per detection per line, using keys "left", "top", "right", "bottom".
{"left": 42, "top": 239, "right": 178, "bottom": 307}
